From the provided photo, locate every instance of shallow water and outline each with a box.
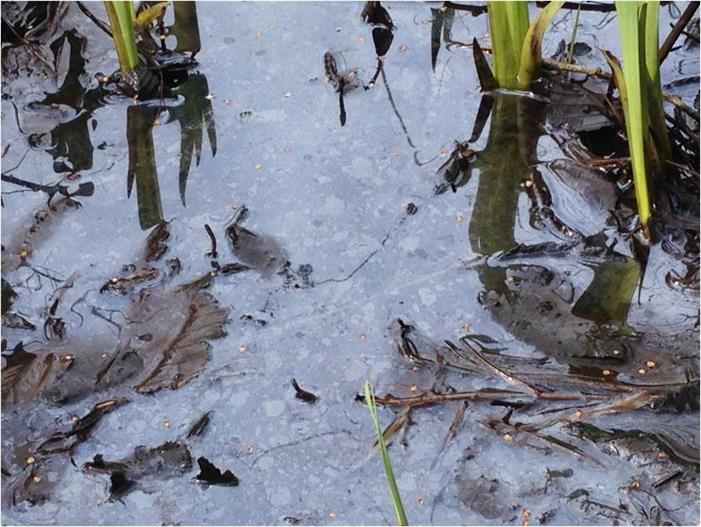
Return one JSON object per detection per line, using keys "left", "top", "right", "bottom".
{"left": 2, "top": 2, "right": 699, "bottom": 525}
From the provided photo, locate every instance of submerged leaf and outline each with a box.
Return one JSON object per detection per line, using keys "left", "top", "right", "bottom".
{"left": 3, "top": 273, "right": 227, "bottom": 405}
{"left": 1, "top": 342, "right": 75, "bottom": 406}
{"left": 361, "top": 1, "right": 393, "bottom": 28}
{"left": 2, "top": 197, "right": 84, "bottom": 270}
{"left": 37, "top": 398, "right": 128, "bottom": 455}
{"left": 85, "top": 441, "right": 193, "bottom": 501}
{"left": 291, "top": 378, "right": 318, "bottom": 403}
{"left": 187, "top": 411, "right": 212, "bottom": 438}
{"left": 374, "top": 406, "right": 411, "bottom": 448}
{"left": 225, "top": 206, "right": 289, "bottom": 277}
{"left": 1, "top": 279, "right": 18, "bottom": 315}
{"left": 98, "top": 279, "right": 229, "bottom": 394}
{"left": 5, "top": 398, "right": 127, "bottom": 504}
{"left": 194, "top": 456, "right": 239, "bottom": 486}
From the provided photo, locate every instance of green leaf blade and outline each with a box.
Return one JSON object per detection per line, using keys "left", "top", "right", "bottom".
{"left": 364, "top": 380, "right": 408, "bottom": 526}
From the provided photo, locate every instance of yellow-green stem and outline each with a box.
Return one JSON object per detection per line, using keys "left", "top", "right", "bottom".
{"left": 487, "top": 1, "right": 529, "bottom": 89}
{"left": 104, "top": 1, "right": 139, "bottom": 73}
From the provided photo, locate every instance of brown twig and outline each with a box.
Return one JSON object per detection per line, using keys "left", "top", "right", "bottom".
{"left": 431, "top": 401, "right": 468, "bottom": 468}
{"left": 204, "top": 224, "right": 218, "bottom": 258}
{"left": 543, "top": 58, "right": 612, "bottom": 80}
{"left": 76, "top": 1, "right": 113, "bottom": 38}
{"left": 367, "top": 389, "right": 603, "bottom": 409}
{"left": 490, "top": 419, "right": 603, "bottom": 465}
{"left": 445, "top": 340, "right": 541, "bottom": 397}
{"left": 659, "top": 2, "right": 700, "bottom": 64}
{"left": 664, "top": 93, "right": 700, "bottom": 122}
{"left": 515, "top": 391, "right": 655, "bottom": 433}
{"left": 544, "top": 59, "right": 700, "bottom": 122}
{"left": 443, "top": 2, "right": 487, "bottom": 15}
{"left": 535, "top": 1, "right": 617, "bottom": 12}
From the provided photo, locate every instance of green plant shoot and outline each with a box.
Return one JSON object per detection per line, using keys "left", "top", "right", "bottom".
{"left": 104, "top": 1, "right": 139, "bottom": 74}
{"left": 608, "top": 0, "right": 672, "bottom": 237}
{"left": 364, "top": 380, "right": 408, "bottom": 527}
{"left": 517, "top": 0, "right": 564, "bottom": 89}
{"left": 486, "top": 1, "right": 563, "bottom": 90}
{"left": 487, "top": 1, "right": 529, "bottom": 89}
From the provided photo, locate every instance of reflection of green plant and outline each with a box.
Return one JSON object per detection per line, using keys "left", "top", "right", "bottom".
{"left": 468, "top": 95, "right": 542, "bottom": 292}
{"left": 486, "top": 1, "right": 563, "bottom": 89}
{"left": 572, "top": 259, "right": 640, "bottom": 325}
{"left": 32, "top": 30, "right": 96, "bottom": 173}
{"left": 430, "top": 7, "right": 463, "bottom": 72}
{"left": 604, "top": 1, "right": 671, "bottom": 238}
{"left": 168, "top": 74, "right": 217, "bottom": 205}
{"left": 169, "top": 2, "right": 201, "bottom": 56}
{"left": 364, "top": 380, "right": 408, "bottom": 527}
{"left": 124, "top": 73, "right": 217, "bottom": 227}
{"left": 127, "top": 104, "right": 164, "bottom": 230}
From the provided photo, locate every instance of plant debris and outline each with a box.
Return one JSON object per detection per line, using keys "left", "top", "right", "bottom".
{"left": 145, "top": 221, "right": 170, "bottom": 262}
{"left": 291, "top": 378, "right": 318, "bottom": 403}
{"left": 98, "top": 279, "right": 229, "bottom": 394}
{"left": 194, "top": 456, "right": 239, "bottom": 486}
{"left": 84, "top": 441, "right": 193, "bottom": 501}
{"left": 187, "top": 411, "right": 212, "bottom": 438}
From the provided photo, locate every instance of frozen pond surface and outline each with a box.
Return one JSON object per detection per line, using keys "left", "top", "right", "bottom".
{"left": 1, "top": 2, "right": 699, "bottom": 525}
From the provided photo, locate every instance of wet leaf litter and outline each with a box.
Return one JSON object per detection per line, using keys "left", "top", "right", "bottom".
{"left": 1, "top": 1, "right": 698, "bottom": 524}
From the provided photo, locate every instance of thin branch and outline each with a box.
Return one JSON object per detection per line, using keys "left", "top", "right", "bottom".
{"left": 535, "top": 1, "right": 617, "bottom": 12}
{"left": 543, "top": 58, "right": 700, "bottom": 122}
{"left": 363, "top": 388, "right": 603, "bottom": 409}
{"left": 76, "top": 1, "right": 113, "bottom": 38}
{"left": 443, "top": 2, "right": 487, "bottom": 15}
{"left": 444, "top": 340, "right": 541, "bottom": 397}
{"left": 542, "top": 58, "right": 611, "bottom": 80}
{"left": 659, "top": 1, "right": 699, "bottom": 64}
{"left": 445, "top": 1, "right": 620, "bottom": 14}
{"left": 664, "top": 93, "right": 700, "bottom": 122}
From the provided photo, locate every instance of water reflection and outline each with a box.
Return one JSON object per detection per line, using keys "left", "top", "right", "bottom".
{"left": 125, "top": 71, "right": 217, "bottom": 230}
{"left": 361, "top": 1, "right": 415, "bottom": 149}
{"left": 125, "top": 1, "right": 215, "bottom": 226}
{"left": 29, "top": 30, "right": 108, "bottom": 174}
{"left": 460, "top": 94, "right": 644, "bottom": 372}
{"left": 167, "top": 74, "right": 217, "bottom": 206}
{"left": 168, "top": 2, "right": 202, "bottom": 58}
{"left": 362, "top": 1, "right": 394, "bottom": 86}
{"left": 23, "top": 2, "right": 216, "bottom": 229}
{"left": 430, "top": 7, "right": 468, "bottom": 72}
{"left": 126, "top": 103, "right": 163, "bottom": 229}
